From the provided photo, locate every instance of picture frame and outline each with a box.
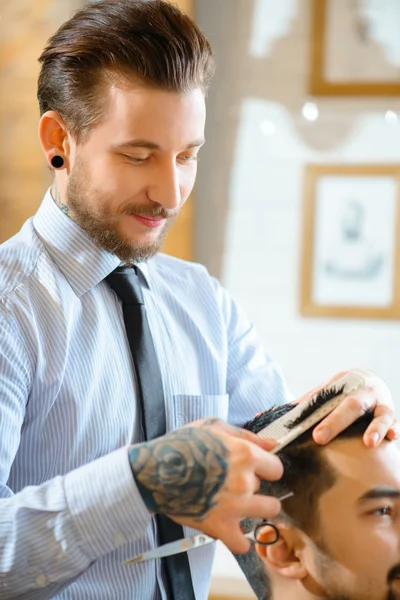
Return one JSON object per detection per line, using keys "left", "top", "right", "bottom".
{"left": 300, "top": 164, "right": 400, "bottom": 319}
{"left": 309, "top": 0, "right": 400, "bottom": 96}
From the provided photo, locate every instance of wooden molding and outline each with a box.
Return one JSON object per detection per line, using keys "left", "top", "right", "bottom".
{"left": 309, "top": 0, "right": 400, "bottom": 96}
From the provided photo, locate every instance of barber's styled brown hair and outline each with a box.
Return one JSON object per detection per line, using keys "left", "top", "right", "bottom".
{"left": 37, "top": 0, "right": 214, "bottom": 141}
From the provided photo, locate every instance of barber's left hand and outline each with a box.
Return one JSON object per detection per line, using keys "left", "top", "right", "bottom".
{"left": 298, "top": 369, "right": 398, "bottom": 448}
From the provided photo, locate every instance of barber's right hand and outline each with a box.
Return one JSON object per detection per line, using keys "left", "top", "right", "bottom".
{"left": 128, "top": 417, "right": 283, "bottom": 554}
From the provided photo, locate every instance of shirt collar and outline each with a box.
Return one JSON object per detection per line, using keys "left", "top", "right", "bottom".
{"left": 33, "top": 189, "right": 151, "bottom": 297}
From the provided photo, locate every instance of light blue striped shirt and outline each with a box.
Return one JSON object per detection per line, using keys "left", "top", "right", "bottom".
{"left": 0, "top": 190, "right": 290, "bottom": 599}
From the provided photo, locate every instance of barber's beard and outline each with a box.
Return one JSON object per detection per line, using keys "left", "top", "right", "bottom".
{"left": 66, "top": 161, "right": 177, "bottom": 264}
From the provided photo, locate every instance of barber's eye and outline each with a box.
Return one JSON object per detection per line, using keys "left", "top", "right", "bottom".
{"left": 179, "top": 154, "right": 198, "bottom": 163}
{"left": 124, "top": 155, "right": 148, "bottom": 163}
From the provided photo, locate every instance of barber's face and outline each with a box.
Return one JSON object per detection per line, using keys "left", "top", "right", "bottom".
{"left": 65, "top": 83, "right": 205, "bottom": 263}
{"left": 307, "top": 439, "right": 400, "bottom": 600}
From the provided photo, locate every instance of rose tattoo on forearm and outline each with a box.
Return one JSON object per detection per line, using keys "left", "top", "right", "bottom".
{"left": 129, "top": 425, "right": 228, "bottom": 519}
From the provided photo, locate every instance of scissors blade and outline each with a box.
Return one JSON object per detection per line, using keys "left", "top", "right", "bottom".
{"left": 123, "top": 533, "right": 214, "bottom": 565}
{"left": 124, "top": 493, "right": 295, "bottom": 565}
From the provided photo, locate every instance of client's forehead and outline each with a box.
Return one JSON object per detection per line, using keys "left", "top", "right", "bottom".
{"left": 319, "top": 438, "right": 400, "bottom": 509}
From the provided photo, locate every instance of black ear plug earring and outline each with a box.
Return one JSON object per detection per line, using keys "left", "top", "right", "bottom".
{"left": 51, "top": 155, "right": 64, "bottom": 169}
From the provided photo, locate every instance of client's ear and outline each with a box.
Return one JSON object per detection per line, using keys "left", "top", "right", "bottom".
{"left": 255, "top": 522, "right": 307, "bottom": 580}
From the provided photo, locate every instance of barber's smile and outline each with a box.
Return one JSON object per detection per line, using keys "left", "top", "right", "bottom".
{"left": 128, "top": 214, "right": 165, "bottom": 228}
{"left": 388, "top": 564, "right": 400, "bottom": 584}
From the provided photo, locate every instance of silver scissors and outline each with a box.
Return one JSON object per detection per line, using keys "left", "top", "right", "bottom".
{"left": 123, "top": 491, "right": 293, "bottom": 566}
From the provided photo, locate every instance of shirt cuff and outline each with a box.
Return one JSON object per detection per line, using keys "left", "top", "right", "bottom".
{"left": 65, "top": 446, "right": 152, "bottom": 560}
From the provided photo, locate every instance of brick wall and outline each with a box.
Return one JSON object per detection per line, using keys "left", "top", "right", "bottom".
{"left": 0, "top": 0, "right": 193, "bottom": 260}
{"left": 0, "top": 0, "right": 83, "bottom": 242}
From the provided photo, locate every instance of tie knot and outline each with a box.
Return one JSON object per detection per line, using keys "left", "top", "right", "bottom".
{"left": 106, "top": 266, "right": 144, "bottom": 305}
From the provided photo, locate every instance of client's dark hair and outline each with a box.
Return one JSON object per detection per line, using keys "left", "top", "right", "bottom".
{"left": 236, "top": 386, "right": 374, "bottom": 600}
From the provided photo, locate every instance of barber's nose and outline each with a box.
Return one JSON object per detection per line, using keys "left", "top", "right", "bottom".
{"left": 148, "top": 162, "right": 181, "bottom": 210}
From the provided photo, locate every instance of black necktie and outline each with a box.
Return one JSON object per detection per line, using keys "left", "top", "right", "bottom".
{"left": 106, "top": 266, "right": 196, "bottom": 600}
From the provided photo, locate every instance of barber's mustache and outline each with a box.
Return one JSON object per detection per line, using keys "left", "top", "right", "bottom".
{"left": 124, "top": 205, "right": 179, "bottom": 219}
{"left": 387, "top": 563, "right": 400, "bottom": 584}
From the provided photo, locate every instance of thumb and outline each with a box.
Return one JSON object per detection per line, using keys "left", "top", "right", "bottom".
{"left": 257, "top": 437, "right": 278, "bottom": 452}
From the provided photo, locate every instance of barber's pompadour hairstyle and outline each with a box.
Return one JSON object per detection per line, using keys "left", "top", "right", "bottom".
{"left": 235, "top": 387, "right": 375, "bottom": 600}
{"left": 37, "top": 0, "right": 214, "bottom": 141}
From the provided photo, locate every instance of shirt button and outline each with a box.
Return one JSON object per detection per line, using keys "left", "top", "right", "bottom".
{"left": 36, "top": 574, "right": 48, "bottom": 587}
{"left": 114, "top": 531, "right": 126, "bottom": 547}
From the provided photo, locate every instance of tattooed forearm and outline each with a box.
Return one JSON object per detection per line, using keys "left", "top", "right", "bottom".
{"left": 129, "top": 426, "right": 228, "bottom": 519}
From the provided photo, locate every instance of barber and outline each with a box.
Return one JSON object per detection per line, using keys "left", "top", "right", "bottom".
{"left": 0, "top": 1, "right": 396, "bottom": 599}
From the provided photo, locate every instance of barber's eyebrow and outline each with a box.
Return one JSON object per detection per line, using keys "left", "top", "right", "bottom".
{"left": 113, "top": 138, "right": 205, "bottom": 151}
{"left": 357, "top": 486, "right": 400, "bottom": 503}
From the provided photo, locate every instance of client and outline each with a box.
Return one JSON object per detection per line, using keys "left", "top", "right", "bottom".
{"left": 236, "top": 387, "right": 400, "bottom": 600}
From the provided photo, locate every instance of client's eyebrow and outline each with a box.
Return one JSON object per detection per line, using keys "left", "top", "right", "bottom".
{"left": 358, "top": 486, "right": 400, "bottom": 503}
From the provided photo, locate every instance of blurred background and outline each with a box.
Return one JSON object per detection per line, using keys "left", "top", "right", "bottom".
{"left": 1, "top": 0, "right": 400, "bottom": 598}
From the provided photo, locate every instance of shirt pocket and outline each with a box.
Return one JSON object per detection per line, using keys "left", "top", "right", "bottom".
{"left": 169, "top": 394, "right": 229, "bottom": 430}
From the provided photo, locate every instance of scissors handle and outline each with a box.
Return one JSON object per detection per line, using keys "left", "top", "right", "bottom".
{"left": 124, "top": 492, "right": 294, "bottom": 566}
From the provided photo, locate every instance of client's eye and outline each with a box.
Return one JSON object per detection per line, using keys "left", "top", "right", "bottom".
{"left": 371, "top": 506, "right": 393, "bottom": 517}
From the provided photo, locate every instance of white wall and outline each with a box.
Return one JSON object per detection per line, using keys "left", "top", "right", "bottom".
{"left": 224, "top": 99, "right": 400, "bottom": 397}
{"left": 195, "top": 0, "right": 400, "bottom": 585}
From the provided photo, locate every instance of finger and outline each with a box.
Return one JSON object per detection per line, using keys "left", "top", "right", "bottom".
{"left": 244, "top": 493, "right": 281, "bottom": 521}
{"left": 202, "top": 419, "right": 278, "bottom": 452}
{"left": 236, "top": 431, "right": 278, "bottom": 452}
{"left": 313, "top": 388, "right": 374, "bottom": 444}
{"left": 258, "top": 438, "right": 279, "bottom": 452}
{"left": 222, "top": 422, "right": 271, "bottom": 444}
{"left": 363, "top": 405, "right": 396, "bottom": 447}
{"left": 222, "top": 423, "right": 279, "bottom": 453}
{"left": 361, "top": 370, "right": 394, "bottom": 410}
{"left": 386, "top": 420, "right": 400, "bottom": 441}
{"left": 251, "top": 445, "right": 283, "bottom": 481}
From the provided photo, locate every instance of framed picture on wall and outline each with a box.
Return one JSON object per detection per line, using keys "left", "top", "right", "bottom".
{"left": 300, "top": 164, "right": 400, "bottom": 319}
{"left": 309, "top": 0, "right": 400, "bottom": 95}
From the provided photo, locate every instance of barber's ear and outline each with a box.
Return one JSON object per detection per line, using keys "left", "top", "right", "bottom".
{"left": 255, "top": 523, "right": 307, "bottom": 580}
{"left": 38, "top": 110, "right": 72, "bottom": 171}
